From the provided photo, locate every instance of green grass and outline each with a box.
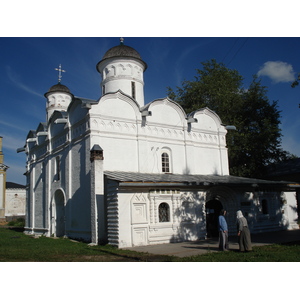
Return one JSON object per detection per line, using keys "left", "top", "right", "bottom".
{"left": 1, "top": 227, "right": 300, "bottom": 262}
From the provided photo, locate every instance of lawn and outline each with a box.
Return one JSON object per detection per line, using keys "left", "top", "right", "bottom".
{"left": 1, "top": 226, "right": 300, "bottom": 262}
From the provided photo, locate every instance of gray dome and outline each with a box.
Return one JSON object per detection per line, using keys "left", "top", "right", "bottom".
{"left": 97, "top": 44, "right": 147, "bottom": 71}
{"left": 102, "top": 44, "right": 142, "bottom": 60}
{"left": 44, "top": 83, "right": 73, "bottom": 98}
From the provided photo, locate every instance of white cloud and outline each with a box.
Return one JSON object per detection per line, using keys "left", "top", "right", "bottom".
{"left": 0, "top": 119, "right": 29, "bottom": 133}
{"left": 6, "top": 65, "right": 43, "bottom": 97}
{"left": 257, "top": 61, "right": 295, "bottom": 83}
{"left": 1, "top": 134, "right": 25, "bottom": 151}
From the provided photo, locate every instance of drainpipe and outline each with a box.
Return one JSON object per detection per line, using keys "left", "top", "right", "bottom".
{"left": 90, "top": 145, "right": 104, "bottom": 245}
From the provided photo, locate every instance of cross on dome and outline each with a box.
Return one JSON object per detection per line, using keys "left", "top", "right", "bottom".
{"left": 120, "top": 37, "right": 124, "bottom": 45}
{"left": 55, "top": 64, "right": 66, "bottom": 83}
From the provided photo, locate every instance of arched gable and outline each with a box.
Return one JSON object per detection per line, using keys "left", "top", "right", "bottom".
{"left": 48, "top": 111, "right": 69, "bottom": 138}
{"left": 190, "top": 107, "right": 226, "bottom": 133}
{"left": 35, "top": 122, "right": 48, "bottom": 145}
{"left": 142, "top": 97, "right": 187, "bottom": 127}
{"left": 36, "top": 122, "right": 47, "bottom": 133}
{"left": 68, "top": 98, "right": 90, "bottom": 125}
{"left": 93, "top": 90, "right": 141, "bottom": 121}
{"left": 26, "top": 130, "right": 36, "bottom": 140}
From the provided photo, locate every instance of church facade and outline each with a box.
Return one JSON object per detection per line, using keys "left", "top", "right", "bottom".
{"left": 19, "top": 40, "right": 299, "bottom": 247}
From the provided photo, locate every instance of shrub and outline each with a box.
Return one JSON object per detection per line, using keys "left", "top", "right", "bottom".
{"left": 7, "top": 218, "right": 25, "bottom": 227}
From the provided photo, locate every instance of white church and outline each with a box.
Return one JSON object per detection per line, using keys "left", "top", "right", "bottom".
{"left": 18, "top": 38, "right": 299, "bottom": 248}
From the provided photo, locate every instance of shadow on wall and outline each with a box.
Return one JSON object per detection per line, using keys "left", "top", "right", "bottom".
{"left": 170, "top": 192, "right": 207, "bottom": 242}
{"left": 167, "top": 188, "right": 293, "bottom": 244}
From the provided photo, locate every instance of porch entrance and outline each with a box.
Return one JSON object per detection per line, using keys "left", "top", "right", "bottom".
{"left": 206, "top": 199, "right": 223, "bottom": 238}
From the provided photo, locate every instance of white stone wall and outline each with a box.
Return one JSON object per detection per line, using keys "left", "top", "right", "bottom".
{"left": 284, "top": 191, "right": 299, "bottom": 229}
{"left": 5, "top": 188, "right": 26, "bottom": 217}
{"left": 90, "top": 95, "right": 229, "bottom": 176}
{"left": 111, "top": 185, "right": 297, "bottom": 248}
{"left": 98, "top": 58, "right": 145, "bottom": 107}
{"left": 114, "top": 187, "right": 208, "bottom": 248}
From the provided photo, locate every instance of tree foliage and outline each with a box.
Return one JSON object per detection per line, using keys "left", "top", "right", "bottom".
{"left": 167, "top": 59, "right": 295, "bottom": 178}
{"left": 291, "top": 73, "right": 300, "bottom": 88}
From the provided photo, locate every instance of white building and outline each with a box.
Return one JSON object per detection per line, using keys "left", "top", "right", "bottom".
{"left": 19, "top": 39, "right": 299, "bottom": 247}
{"left": 0, "top": 137, "right": 26, "bottom": 221}
{"left": 0, "top": 136, "right": 8, "bottom": 220}
{"left": 5, "top": 182, "right": 26, "bottom": 220}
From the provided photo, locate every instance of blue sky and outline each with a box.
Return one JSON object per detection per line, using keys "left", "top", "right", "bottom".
{"left": 1, "top": 36, "right": 300, "bottom": 185}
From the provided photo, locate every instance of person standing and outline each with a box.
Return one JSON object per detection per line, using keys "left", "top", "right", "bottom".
{"left": 218, "top": 209, "right": 229, "bottom": 251}
{"left": 236, "top": 210, "right": 252, "bottom": 252}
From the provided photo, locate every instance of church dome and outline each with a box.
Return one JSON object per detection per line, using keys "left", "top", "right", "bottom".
{"left": 47, "top": 83, "right": 70, "bottom": 93}
{"left": 103, "top": 45, "right": 142, "bottom": 60}
{"left": 44, "top": 83, "right": 73, "bottom": 97}
{"left": 97, "top": 41, "right": 147, "bottom": 71}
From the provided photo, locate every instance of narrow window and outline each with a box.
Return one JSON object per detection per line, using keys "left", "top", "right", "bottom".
{"left": 262, "top": 199, "right": 268, "bottom": 214}
{"left": 102, "top": 84, "right": 105, "bottom": 95}
{"left": 159, "top": 203, "right": 170, "bottom": 222}
{"left": 55, "top": 156, "right": 60, "bottom": 181}
{"left": 162, "top": 152, "right": 170, "bottom": 173}
{"left": 131, "top": 81, "right": 136, "bottom": 99}
{"left": 42, "top": 162, "right": 45, "bottom": 182}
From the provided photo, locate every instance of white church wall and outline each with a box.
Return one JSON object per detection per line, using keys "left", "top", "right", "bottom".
{"left": 90, "top": 133, "right": 139, "bottom": 172}
{"left": 90, "top": 94, "right": 141, "bottom": 172}
{"left": 32, "top": 161, "right": 46, "bottom": 229}
{"left": 193, "top": 111, "right": 219, "bottom": 132}
{"left": 114, "top": 187, "right": 208, "bottom": 248}
{"left": 284, "top": 191, "right": 299, "bottom": 229}
{"left": 95, "top": 94, "right": 140, "bottom": 120}
{"left": 138, "top": 122, "right": 186, "bottom": 174}
{"left": 147, "top": 100, "right": 185, "bottom": 127}
{"left": 67, "top": 138, "right": 92, "bottom": 240}
{"left": 117, "top": 192, "right": 135, "bottom": 248}
{"left": 193, "top": 146, "right": 224, "bottom": 175}
{"left": 68, "top": 98, "right": 90, "bottom": 125}
{"left": 99, "top": 58, "right": 145, "bottom": 107}
{"left": 240, "top": 190, "right": 297, "bottom": 234}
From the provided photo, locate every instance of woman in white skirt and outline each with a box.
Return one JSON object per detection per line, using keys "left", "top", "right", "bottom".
{"left": 236, "top": 210, "right": 252, "bottom": 252}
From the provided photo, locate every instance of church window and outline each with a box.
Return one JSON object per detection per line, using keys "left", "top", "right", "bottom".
{"left": 162, "top": 152, "right": 170, "bottom": 173}
{"left": 261, "top": 199, "right": 268, "bottom": 214}
{"left": 131, "top": 81, "right": 136, "bottom": 99}
{"left": 55, "top": 156, "right": 60, "bottom": 181}
{"left": 102, "top": 85, "right": 105, "bottom": 95}
{"left": 42, "top": 162, "right": 46, "bottom": 182}
{"left": 159, "top": 202, "right": 170, "bottom": 222}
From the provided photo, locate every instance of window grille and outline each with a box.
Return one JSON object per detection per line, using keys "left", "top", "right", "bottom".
{"left": 159, "top": 202, "right": 170, "bottom": 222}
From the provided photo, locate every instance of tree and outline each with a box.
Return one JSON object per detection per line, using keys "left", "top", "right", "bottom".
{"left": 291, "top": 73, "right": 300, "bottom": 88}
{"left": 168, "top": 59, "right": 294, "bottom": 178}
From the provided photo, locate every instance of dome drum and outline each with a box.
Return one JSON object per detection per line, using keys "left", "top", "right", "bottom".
{"left": 97, "top": 42, "right": 147, "bottom": 107}
{"left": 44, "top": 83, "right": 73, "bottom": 121}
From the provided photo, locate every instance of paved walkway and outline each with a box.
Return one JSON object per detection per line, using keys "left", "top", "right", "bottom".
{"left": 126, "top": 229, "right": 300, "bottom": 257}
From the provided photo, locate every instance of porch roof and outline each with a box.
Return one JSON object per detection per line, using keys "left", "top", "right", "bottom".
{"left": 104, "top": 171, "right": 298, "bottom": 190}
